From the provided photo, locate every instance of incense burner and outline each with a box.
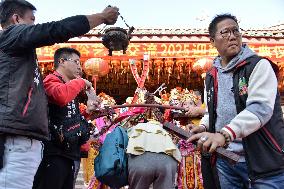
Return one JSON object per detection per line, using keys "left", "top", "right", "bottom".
{"left": 102, "top": 26, "right": 134, "bottom": 56}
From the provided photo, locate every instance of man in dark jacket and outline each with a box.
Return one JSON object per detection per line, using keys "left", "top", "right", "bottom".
{"left": 188, "top": 14, "right": 284, "bottom": 188}
{"left": 33, "top": 47, "right": 99, "bottom": 189}
{"left": 0, "top": 0, "right": 118, "bottom": 188}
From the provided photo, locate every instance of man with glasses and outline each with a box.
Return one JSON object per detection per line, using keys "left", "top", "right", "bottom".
{"left": 188, "top": 14, "right": 284, "bottom": 188}
{"left": 0, "top": 0, "right": 118, "bottom": 188}
{"left": 33, "top": 47, "right": 100, "bottom": 189}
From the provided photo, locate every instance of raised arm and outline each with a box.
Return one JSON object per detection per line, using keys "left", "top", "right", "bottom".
{"left": 1, "top": 6, "right": 119, "bottom": 51}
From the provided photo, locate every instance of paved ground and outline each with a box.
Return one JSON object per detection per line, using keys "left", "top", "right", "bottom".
{"left": 74, "top": 165, "right": 132, "bottom": 189}
{"left": 75, "top": 165, "right": 86, "bottom": 189}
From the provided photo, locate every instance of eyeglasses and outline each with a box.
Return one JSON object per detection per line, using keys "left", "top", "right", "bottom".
{"left": 63, "top": 58, "right": 81, "bottom": 65}
{"left": 219, "top": 28, "right": 241, "bottom": 39}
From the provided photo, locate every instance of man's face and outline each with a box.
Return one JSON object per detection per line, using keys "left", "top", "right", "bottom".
{"left": 62, "top": 53, "right": 82, "bottom": 80}
{"left": 17, "top": 9, "right": 35, "bottom": 25}
{"left": 210, "top": 18, "right": 242, "bottom": 59}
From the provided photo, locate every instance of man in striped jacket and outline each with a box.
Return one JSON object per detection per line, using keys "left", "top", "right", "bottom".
{"left": 188, "top": 14, "right": 284, "bottom": 189}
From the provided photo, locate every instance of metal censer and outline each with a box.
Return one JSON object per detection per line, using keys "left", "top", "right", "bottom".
{"left": 100, "top": 9, "right": 135, "bottom": 56}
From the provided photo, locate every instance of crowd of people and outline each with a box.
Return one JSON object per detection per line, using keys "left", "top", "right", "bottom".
{"left": 0, "top": 0, "right": 283, "bottom": 189}
{"left": 0, "top": 0, "right": 118, "bottom": 188}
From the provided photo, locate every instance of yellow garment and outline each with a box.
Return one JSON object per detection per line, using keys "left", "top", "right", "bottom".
{"left": 191, "top": 118, "right": 201, "bottom": 126}
{"left": 191, "top": 103, "right": 206, "bottom": 126}
{"left": 82, "top": 143, "right": 112, "bottom": 189}
{"left": 127, "top": 120, "right": 182, "bottom": 162}
{"left": 179, "top": 152, "right": 204, "bottom": 189}
{"left": 82, "top": 148, "right": 97, "bottom": 184}
{"left": 179, "top": 107, "right": 205, "bottom": 189}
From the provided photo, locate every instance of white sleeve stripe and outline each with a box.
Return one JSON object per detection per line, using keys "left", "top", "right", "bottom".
{"left": 221, "top": 127, "right": 235, "bottom": 141}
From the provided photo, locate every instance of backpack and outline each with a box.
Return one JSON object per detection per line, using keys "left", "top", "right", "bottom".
{"left": 94, "top": 126, "right": 129, "bottom": 188}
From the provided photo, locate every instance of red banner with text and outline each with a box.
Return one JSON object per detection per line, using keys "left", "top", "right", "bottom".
{"left": 36, "top": 43, "right": 284, "bottom": 62}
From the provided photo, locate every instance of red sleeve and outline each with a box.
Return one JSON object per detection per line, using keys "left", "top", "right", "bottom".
{"left": 43, "top": 74, "right": 86, "bottom": 106}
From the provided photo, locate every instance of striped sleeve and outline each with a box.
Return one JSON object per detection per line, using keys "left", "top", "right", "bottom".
{"left": 221, "top": 59, "right": 277, "bottom": 140}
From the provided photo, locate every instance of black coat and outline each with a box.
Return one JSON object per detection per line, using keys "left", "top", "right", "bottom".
{"left": 0, "top": 15, "right": 90, "bottom": 140}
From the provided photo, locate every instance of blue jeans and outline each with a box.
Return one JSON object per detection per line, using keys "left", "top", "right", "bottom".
{"left": 0, "top": 136, "right": 43, "bottom": 189}
{"left": 217, "top": 158, "right": 284, "bottom": 189}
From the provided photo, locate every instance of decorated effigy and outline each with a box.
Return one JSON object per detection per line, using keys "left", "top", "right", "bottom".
{"left": 80, "top": 55, "right": 240, "bottom": 189}
{"left": 81, "top": 92, "right": 118, "bottom": 189}
{"left": 163, "top": 87, "right": 204, "bottom": 189}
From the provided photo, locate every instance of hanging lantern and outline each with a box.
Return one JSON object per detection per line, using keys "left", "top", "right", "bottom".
{"left": 153, "top": 59, "right": 163, "bottom": 83}
{"left": 121, "top": 60, "right": 129, "bottom": 69}
{"left": 153, "top": 59, "right": 164, "bottom": 68}
{"left": 164, "top": 58, "right": 174, "bottom": 67}
{"left": 175, "top": 58, "right": 185, "bottom": 80}
{"left": 111, "top": 59, "right": 121, "bottom": 68}
{"left": 176, "top": 58, "right": 185, "bottom": 67}
{"left": 185, "top": 58, "right": 194, "bottom": 75}
{"left": 83, "top": 58, "right": 110, "bottom": 77}
{"left": 164, "top": 58, "right": 173, "bottom": 83}
{"left": 192, "top": 57, "right": 214, "bottom": 73}
{"left": 83, "top": 58, "right": 110, "bottom": 91}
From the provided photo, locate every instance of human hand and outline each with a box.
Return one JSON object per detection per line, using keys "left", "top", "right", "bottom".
{"left": 187, "top": 124, "right": 206, "bottom": 134}
{"left": 185, "top": 107, "right": 203, "bottom": 117}
{"left": 86, "top": 99, "right": 101, "bottom": 113}
{"left": 82, "top": 79, "right": 92, "bottom": 90}
{"left": 101, "top": 6, "right": 119, "bottom": 25}
{"left": 86, "top": 89, "right": 102, "bottom": 113}
{"left": 187, "top": 132, "right": 225, "bottom": 153}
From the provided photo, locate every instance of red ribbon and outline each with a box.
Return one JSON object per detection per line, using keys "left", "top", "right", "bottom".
{"left": 129, "top": 54, "right": 150, "bottom": 104}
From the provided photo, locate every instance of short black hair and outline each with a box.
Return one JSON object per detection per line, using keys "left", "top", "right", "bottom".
{"left": 54, "top": 47, "right": 81, "bottom": 69}
{"left": 0, "top": 0, "right": 36, "bottom": 28}
{"left": 208, "top": 13, "right": 238, "bottom": 38}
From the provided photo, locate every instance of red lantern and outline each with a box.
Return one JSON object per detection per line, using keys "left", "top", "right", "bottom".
{"left": 192, "top": 57, "right": 214, "bottom": 73}
{"left": 84, "top": 58, "right": 110, "bottom": 77}
{"left": 83, "top": 58, "right": 110, "bottom": 91}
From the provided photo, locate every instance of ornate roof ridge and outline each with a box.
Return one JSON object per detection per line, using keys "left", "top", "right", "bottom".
{"left": 87, "top": 27, "right": 284, "bottom": 38}
{"left": 88, "top": 27, "right": 208, "bottom": 35}
{"left": 1, "top": 25, "right": 283, "bottom": 37}
{"left": 266, "top": 23, "right": 284, "bottom": 30}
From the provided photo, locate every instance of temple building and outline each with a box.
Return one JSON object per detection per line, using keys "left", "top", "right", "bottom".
{"left": 36, "top": 25, "right": 284, "bottom": 104}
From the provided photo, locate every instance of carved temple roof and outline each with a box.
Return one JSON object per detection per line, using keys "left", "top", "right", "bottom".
{"left": 87, "top": 26, "right": 284, "bottom": 37}
{"left": 67, "top": 25, "right": 284, "bottom": 44}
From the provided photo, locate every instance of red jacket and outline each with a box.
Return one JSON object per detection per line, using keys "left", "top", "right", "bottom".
{"left": 44, "top": 72, "right": 91, "bottom": 159}
{"left": 44, "top": 71, "right": 86, "bottom": 106}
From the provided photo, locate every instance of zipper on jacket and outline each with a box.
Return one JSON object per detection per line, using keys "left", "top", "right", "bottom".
{"left": 262, "top": 127, "right": 283, "bottom": 153}
{"left": 22, "top": 87, "right": 33, "bottom": 116}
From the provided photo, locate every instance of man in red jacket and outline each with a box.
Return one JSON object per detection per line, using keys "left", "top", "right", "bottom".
{"left": 33, "top": 47, "right": 100, "bottom": 189}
